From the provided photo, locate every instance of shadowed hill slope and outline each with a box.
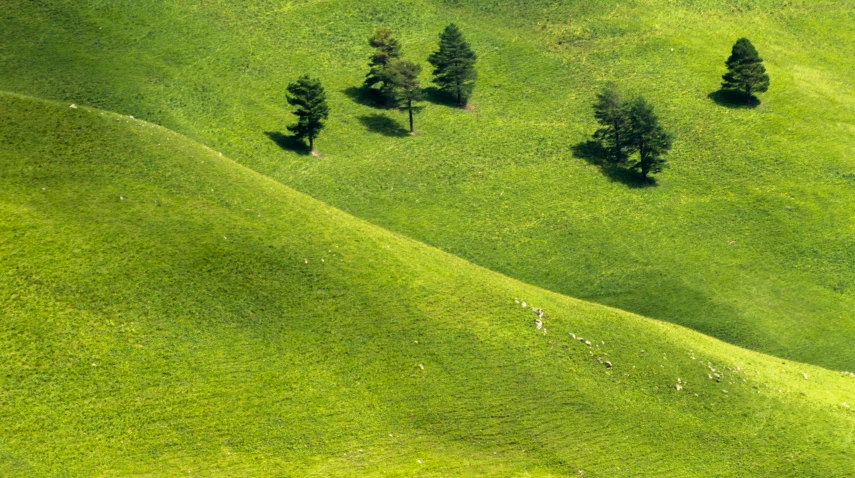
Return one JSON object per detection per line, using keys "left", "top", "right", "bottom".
{"left": 1, "top": 94, "right": 854, "bottom": 476}
{"left": 1, "top": 0, "right": 854, "bottom": 370}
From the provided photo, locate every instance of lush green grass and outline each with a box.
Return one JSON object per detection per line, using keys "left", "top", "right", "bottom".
{"left": 2, "top": 92, "right": 855, "bottom": 476}
{"left": 2, "top": 0, "right": 854, "bottom": 370}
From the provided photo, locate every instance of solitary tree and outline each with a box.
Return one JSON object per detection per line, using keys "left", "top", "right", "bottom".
{"left": 625, "top": 96, "right": 673, "bottom": 183}
{"left": 286, "top": 75, "right": 329, "bottom": 152}
{"left": 721, "top": 38, "right": 770, "bottom": 104}
{"left": 386, "top": 59, "right": 423, "bottom": 134}
{"left": 592, "top": 84, "right": 630, "bottom": 164}
{"left": 427, "top": 24, "right": 477, "bottom": 106}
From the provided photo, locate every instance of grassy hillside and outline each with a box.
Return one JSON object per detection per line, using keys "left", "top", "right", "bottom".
{"left": 2, "top": 0, "right": 854, "bottom": 370}
{"left": 2, "top": 93, "right": 855, "bottom": 476}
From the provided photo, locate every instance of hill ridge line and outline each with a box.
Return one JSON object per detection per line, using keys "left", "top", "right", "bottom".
{"left": 4, "top": 89, "right": 843, "bottom": 375}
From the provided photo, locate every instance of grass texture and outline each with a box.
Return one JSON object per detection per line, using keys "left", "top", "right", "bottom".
{"left": 1, "top": 0, "right": 853, "bottom": 370}
{"left": 1, "top": 92, "right": 855, "bottom": 477}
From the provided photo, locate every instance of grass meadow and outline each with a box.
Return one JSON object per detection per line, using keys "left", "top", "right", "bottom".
{"left": 2, "top": 0, "right": 855, "bottom": 475}
{"left": 2, "top": 0, "right": 854, "bottom": 370}
{"left": 1, "top": 92, "right": 854, "bottom": 476}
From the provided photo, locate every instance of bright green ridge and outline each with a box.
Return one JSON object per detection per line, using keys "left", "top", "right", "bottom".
{"left": 2, "top": 0, "right": 853, "bottom": 370}
{"left": 2, "top": 92, "right": 855, "bottom": 477}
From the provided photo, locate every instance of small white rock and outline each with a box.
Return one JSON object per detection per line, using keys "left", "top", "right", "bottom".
{"left": 418, "top": 364, "right": 424, "bottom": 370}
{"left": 69, "top": 104, "right": 77, "bottom": 109}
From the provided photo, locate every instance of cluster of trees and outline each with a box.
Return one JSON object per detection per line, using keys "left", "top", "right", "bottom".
{"left": 284, "top": 24, "right": 477, "bottom": 151}
{"left": 591, "top": 85, "right": 673, "bottom": 183}
{"left": 586, "top": 37, "right": 769, "bottom": 182}
{"left": 286, "top": 32, "right": 769, "bottom": 185}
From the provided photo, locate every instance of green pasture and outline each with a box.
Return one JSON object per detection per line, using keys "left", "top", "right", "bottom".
{"left": 1, "top": 92, "right": 854, "bottom": 477}
{"left": 2, "top": 0, "right": 853, "bottom": 369}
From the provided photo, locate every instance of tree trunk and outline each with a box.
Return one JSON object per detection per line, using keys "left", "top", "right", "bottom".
{"left": 745, "top": 86, "right": 752, "bottom": 105}
{"left": 408, "top": 97, "right": 414, "bottom": 134}
{"left": 457, "top": 87, "right": 462, "bottom": 107}
{"left": 309, "top": 135, "right": 314, "bottom": 152}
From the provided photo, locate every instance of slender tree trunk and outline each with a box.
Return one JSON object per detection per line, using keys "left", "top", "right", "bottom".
{"left": 408, "top": 97, "right": 414, "bottom": 134}
{"left": 309, "top": 135, "right": 314, "bottom": 152}
{"left": 457, "top": 86, "right": 462, "bottom": 107}
{"left": 745, "top": 86, "right": 752, "bottom": 105}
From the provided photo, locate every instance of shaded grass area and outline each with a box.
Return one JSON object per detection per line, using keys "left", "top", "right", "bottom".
{"left": 2, "top": 92, "right": 855, "bottom": 477}
{"left": 1, "top": 0, "right": 855, "bottom": 371}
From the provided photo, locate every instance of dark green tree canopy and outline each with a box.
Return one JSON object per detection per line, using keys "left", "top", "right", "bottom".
{"left": 286, "top": 75, "right": 329, "bottom": 152}
{"left": 592, "top": 84, "right": 630, "bottom": 164}
{"left": 721, "top": 38, "right": 770, "bottom": 104}
{"left": 364, "top": 28, "right": 402, "bottom": 92}
{"left": 385, "top": 59, "right": 423, "bottom": 134}
{"left": 625, "top": 96, "right": 672, "bottom": 182}
{"left": 427, "top": 24, "right": 477, "bottom": 106}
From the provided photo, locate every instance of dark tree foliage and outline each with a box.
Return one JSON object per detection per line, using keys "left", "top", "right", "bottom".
{"left": 364, "top": 28, "right": 402, "bottom": 95}
{"left": 427, "top": 24, "right": 477, "bottom": 106}
{"left": 593, "top": 84, "right": 630, "bottom": 164}
{"left": 625, "top": 96, "right": 673, "bottom": 183}
{"left": 385, "top": 59, "right": 423, "bottom": 134}
{"left": 286, "top": 75, "right": 329, "bottom": 152}
{"left": 721, "top": 38, "right": 770, "bottom": 104}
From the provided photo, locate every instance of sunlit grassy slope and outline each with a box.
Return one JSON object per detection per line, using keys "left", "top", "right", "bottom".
{"left": 2, "top": 0, "right": 854, "bottom": 370}
{"left": 2, "top": 93, "right": 855, "bottom": 476}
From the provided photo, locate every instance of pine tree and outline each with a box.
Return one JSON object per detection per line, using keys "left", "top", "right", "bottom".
{"left": 592, "top": 84, "right": 630, "bottom": 164}
{"left": 385, "top": 59, "right": 422, "bottom": 134}
{"left": 721, "top": 38, "right": 770, "bottom": 104}
{"left": 286, "top": 75, "right": 329, "bottom": 152}
{"left": 427, "top": 24, "right": 477, "bottom": 106}
{"left": 364, "top": 28, "right": 402, "bottom": 95}
{"left": 626, "top": 96, "right": 672, "bottom": 183}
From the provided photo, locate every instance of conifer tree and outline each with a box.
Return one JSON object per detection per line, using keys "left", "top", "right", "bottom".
{"left": 626, "top": 96, "right": 672, "bottom": 183}
{"left": 592, "top": 84, "right": 630, "bottom": 164}
{"left": 364, "top": 28, "right": 402, "bottom": 95}
{"left": 385, "top": 59, "right": 422, "bottom": 134}
{"left": 427, "top": 24, "right": 477, "bottom": 106}
{"left": 286, "top": 75, "right": 329, "bottom": 152}
{"left": 721, "top": 38, "right": 770, "bottom": 104}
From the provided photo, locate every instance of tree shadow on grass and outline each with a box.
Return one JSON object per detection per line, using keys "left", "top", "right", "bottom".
{"left": 423, "top": 86, "right": 460, "bottom": 108}
{"left": 264, "top": 131, "right": 310, "bottom": 155}
{"left": 357, "top": 114, "right": 409, "bottom": 137}
{"left": 708, "top": 89, "right": 760, "bottom": 109}
{"left": 570, "top": 140, "right": 654, "bottom": 188}
{"left": 343, "top": 86, "right": 394, "bottom": 109}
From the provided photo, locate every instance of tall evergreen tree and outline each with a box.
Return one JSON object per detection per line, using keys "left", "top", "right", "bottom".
{"left": 625, "top": 96, "right": 673, "bottom": 183}
{"left": 427, "top": 24, "right": 477, "bottom": 106}
{"left": 721, "top": 38, "right": 770, "bottom": 104}
{"left": 364, "top": 28, "right": 402, "bottom": 95}
{"left": 592, "top": 84, "right": 630, "bottom": 164}
{"left": 385, "top": 59, "right": 422, "bottom": 134}
{"left": 286, "top": 75, "right": 329, "bottom": 152}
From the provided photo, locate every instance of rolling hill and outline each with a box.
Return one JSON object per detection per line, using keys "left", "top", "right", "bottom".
{"left": 1, "top": 0, "right": 854, "bottom": 370}
{"left": 1, "top": 92, "right": 854, "bottom": 476}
